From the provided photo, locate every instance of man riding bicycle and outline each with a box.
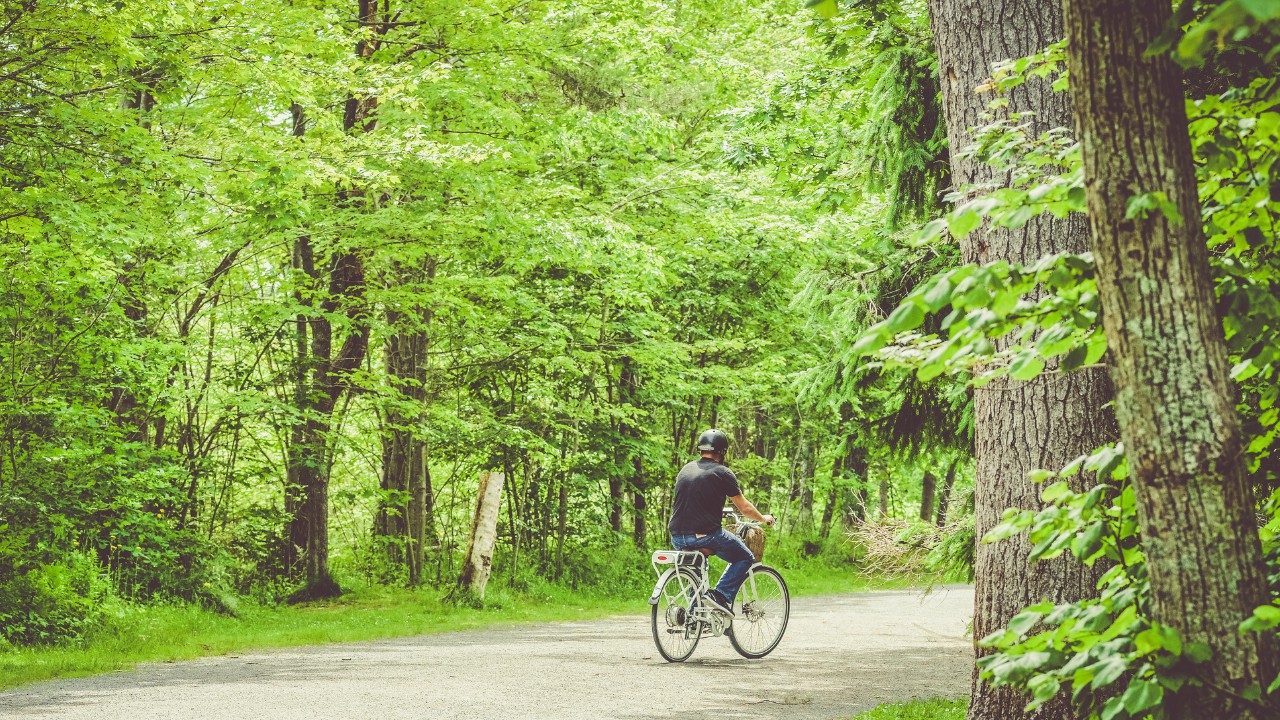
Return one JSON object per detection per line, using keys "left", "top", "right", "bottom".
{"left": 667, "top": 429, "right": 775, "bottom": 617}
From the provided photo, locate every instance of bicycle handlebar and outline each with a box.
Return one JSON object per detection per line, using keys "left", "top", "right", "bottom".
{"left": 723, "top": 509, "right": 765, "bottom": 529}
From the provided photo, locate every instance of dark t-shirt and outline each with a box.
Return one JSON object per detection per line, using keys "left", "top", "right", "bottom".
{"left": 667, "top": 458, "right": 742, "bottom": 535}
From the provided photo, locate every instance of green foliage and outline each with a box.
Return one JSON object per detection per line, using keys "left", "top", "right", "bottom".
{"left": 0, "top": 555, "right": 111, "bottom": 646}
{"left": 842, "top": 8, "right": 1280, "bottom": 717}
{"left": 0, "top": 0, "right": 970, "bottom": 652}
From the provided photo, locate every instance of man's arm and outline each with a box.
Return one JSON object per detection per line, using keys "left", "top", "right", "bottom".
{"left": 730, "top": 494, "right": 776, "bottom": 527}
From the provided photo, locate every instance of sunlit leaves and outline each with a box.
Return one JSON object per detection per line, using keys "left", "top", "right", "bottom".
{"left": 853, "top": 252, "right": 1103, "bottom": 386}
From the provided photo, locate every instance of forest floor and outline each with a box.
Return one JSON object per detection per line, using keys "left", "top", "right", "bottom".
{"left": 0, "top": 586, "right": 973, "bottom": 720}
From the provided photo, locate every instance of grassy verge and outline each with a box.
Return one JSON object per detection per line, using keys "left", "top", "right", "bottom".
{"left": 850, "top": 698, "right": 968, "bottom": 719}
{"left": 0, "top": 562, "right": 924, "bottom": 691}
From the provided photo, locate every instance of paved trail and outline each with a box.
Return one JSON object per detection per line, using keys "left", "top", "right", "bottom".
{"left": 1, "top": 586, "right": 974, "bottom": 720}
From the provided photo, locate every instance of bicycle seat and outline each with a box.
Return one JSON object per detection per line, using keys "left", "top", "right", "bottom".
{"left": 696, "top": 547, "right": 713, "bottom": 557}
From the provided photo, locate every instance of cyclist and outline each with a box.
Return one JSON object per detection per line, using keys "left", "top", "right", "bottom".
{"left": 667, "top": 428, "right": 775, "bottom": 617}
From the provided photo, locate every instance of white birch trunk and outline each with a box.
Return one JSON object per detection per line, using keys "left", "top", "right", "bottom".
{"left": 457, "top": 471, "right": 504, "bottom": 599}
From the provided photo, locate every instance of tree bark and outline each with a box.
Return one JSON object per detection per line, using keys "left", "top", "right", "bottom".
{"left": 936, "top": 457, "right": 960, "bottom": 527}
{"left": 1063, "top": 0, "right": 1278, "bottom": 715}
{"left": 457, "top": 471, "right": 505, "bottom": 600}
{"left": 283, "top": 0, "right": 378, "bottom": 599}
{"left": 925, "top": 1, "right": 1118, "bottom": 717}
{"left": 844, "top": 440, "right": 869, "bottom": 524}
{"left": 920, "top": 471, "right": 936, "bottom": 522}
{"left": 376, "top": 258, "right": 435, "bottom": 584}
{"left": 821, "top": 440, "right": 842, "bottom": 539}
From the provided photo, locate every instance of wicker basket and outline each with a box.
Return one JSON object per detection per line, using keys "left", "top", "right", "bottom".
{"left": 735, "top": 524, "right": 766, "bottom": 563}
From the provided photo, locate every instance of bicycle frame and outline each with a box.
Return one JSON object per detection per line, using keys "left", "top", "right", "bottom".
{"left": 648, "top": 548, "right": 767, "bottom": 637}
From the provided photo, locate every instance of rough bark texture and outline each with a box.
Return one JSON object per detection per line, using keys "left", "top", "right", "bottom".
{"left": 457, "top": 471, "right": 505, "bottom": 599}
{"left": 925, "top": 2, "right": 1118, "bottom": 717}
{"left": 1063, "top": 0, "right": 1278, "bottom": 715}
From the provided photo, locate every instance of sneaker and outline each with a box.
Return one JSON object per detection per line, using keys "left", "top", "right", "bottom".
{"left": 703, "top": 591, "right": 734, "bottom": 617}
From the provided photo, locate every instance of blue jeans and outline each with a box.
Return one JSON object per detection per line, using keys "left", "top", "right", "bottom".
{"left": 670, "top": 528, "right": 754, "bottom": 604}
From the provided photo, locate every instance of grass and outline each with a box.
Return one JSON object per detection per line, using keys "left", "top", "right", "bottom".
{"left": 0, "top": 560, "right": 926, "bottom": 691}
{"left": 849, "top": 697, "right": 968, "bottom": 719}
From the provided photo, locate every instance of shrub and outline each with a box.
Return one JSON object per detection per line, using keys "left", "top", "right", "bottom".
{"left": 0, "top": 553, "right": 110, "bottom": 646}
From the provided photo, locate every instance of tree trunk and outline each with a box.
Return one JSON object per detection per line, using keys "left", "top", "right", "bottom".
{"left": 936, "top": 457, "right": 960, "bottom": 527}
{"left": 376, "top": 258, "right": 434, "bottom": 585}
{"left": 925, "top": 1, "right": 1118, "bottom": 717}
{"left": 283, "top": 1, "right": 378, "bottom": 599}
{"left": 632, "top": 457, "right": 647, "bottom": 546}
{"left": 608, "top": 476, "right": 623, "bottom": 533}
{"left": 878, "top": 473, "right": 889, "bottom": 518}
{"left": 844, "top": 442, "right": 869, "bottom": 524}
{"left": 821, "top": 435, "right": 846, "bottom": 538}
{"left": 457, "top": 471, "right": 505, "bottom": 600}
{"left": 920, "top": 471, "right": 936, "bottom": 522}
{"left": 1064, "top": 1, "right": 1278, "bottom": 715}
{"left": 555, "top": 471, "right": 568, "bottom": 580}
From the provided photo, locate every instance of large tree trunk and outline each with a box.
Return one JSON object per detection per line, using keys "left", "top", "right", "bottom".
{"left": 925, "top": 2, "right": 1118, "bottom": 717}
{"left": 1063, "top": 1, "right": 1278, "bottom": 715}
{"left": 283, "top": 1, "right": 377, "bottom": 600}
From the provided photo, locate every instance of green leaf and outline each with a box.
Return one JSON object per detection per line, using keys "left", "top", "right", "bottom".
{"left": 1135, "top": 627, "right": 1165, "bottom": 655}
{"left": 1232, "top": 359, "right": 1260, "bottom": 381}
{"left": 1028, "top": 468, "right": 1056, "bottom": 483}
{"left": 1184, "top": 641, "right": 1212, "bottom": 663}
{"left": 808, "top": 0, "right": 839, "bottom": 19}
{"left": 1240, "top": 604, "right": 1280, "bottom": 632}
{"left": 1010, "top": 352, "right": 1046, "bottom": 381}
{"left": 851, "top": 332, "right": 887, "bottom": 356}
{"left": 948, "top": 208, "right": 982, "bottom": 238}
{"left": 1040, "top": 481, "right": 1070, "bottom": 502}
{"left": 1061, "top": 344, "right": 1088, "bottom": 372}
{"left": 1007, "top": 609, "right": 1045, "bottom": 635}
{"left": 1090, "top": 656, "right": 1128, "bottom": 690}
{"left": 1099, "top": 696, "right": 1126, "bottom": 720}
{"left": 1121, "top": 680, "right": 1163, "bottom": 714}
{"left": 913, "top": 218, "right": 949, "bottom": 245}
{"left": 1029, "top": 675, "right": 1061, "bottom": 704}
{"left": 917, "top": 361, "right": 946, "bottom": 382}
{"left": 1071, "top": 522, "right": 1107, "bottom": 561}
{"left": 884, "top": 302, "right": 925, "bottom": 334}
{"left": 923, "top": 279, "right": 954, "bottom": 313}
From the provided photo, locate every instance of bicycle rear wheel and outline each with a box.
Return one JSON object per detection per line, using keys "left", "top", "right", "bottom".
{"left": 651, "top": 568, "right": 702, "bottom": 662}
{"left": 727, "top": 565, "right": 789, "bottom": 659}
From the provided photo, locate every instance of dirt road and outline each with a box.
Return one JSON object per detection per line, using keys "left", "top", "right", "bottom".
{"left": 0, "top": 586, "right": 974, "bottom": 720}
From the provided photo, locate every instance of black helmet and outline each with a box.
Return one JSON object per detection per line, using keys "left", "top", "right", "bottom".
{"left": 696, "top": 429, "right": 729, "bottom": 454}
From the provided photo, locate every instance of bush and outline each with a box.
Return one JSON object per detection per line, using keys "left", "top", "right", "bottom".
{"left": 850, "top": 516, "right": 974, "bottom": 581}
{"left": 0, "top": 553, "right": 110, "bottom": 646}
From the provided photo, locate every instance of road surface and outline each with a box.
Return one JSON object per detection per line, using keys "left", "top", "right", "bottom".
{"left": 1, "top": 586, "right": 974, "bottom": 720}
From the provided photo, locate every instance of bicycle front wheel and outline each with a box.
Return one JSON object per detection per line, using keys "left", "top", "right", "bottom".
{"left": 727, "top": 564, "right": 789, "bottom": 659}
{"left": 651, "top": 568, "right": 701, "bottom": 662}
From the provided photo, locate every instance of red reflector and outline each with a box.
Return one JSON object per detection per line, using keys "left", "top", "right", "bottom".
{"left": 657, "top": 555, "right": 668, "bottom": 561}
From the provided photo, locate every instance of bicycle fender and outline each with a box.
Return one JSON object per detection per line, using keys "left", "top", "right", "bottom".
{"left": 649, "top": 568, "right": 678, "bottom": 606}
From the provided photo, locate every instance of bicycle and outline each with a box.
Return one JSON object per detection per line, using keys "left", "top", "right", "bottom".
{"left": 647, "top": 511, "right": 790, "bottom": 662}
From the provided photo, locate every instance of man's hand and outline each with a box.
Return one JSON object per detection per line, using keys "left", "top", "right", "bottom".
{"left": 762, "top": 514, "right": 776, "bottom": 528}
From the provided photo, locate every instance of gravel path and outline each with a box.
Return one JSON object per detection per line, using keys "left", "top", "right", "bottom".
{"left": 1, "top": 586, "right": 974, "bottom": 720}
